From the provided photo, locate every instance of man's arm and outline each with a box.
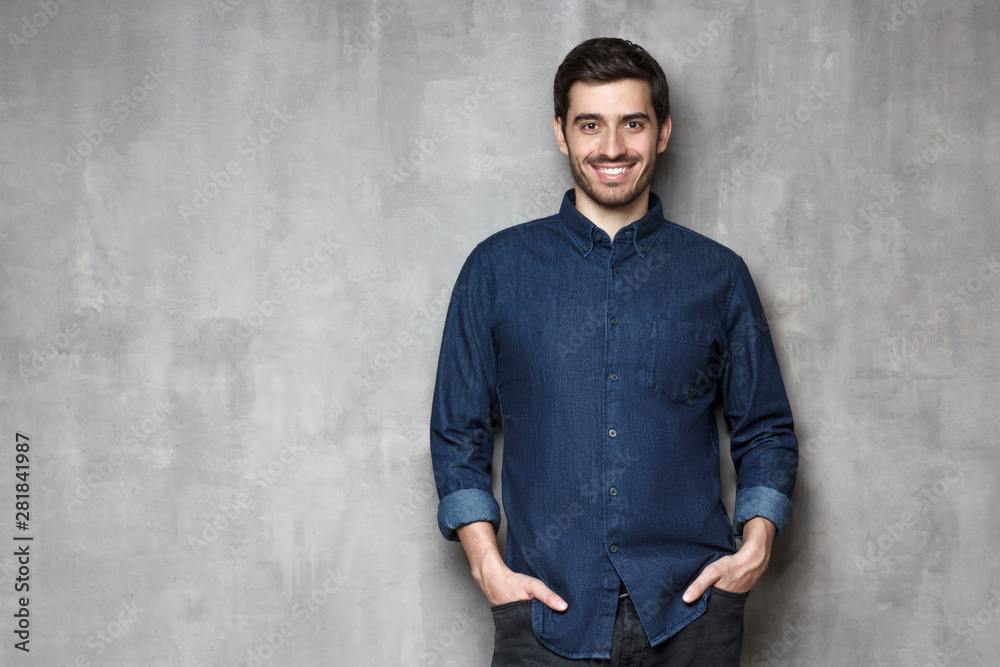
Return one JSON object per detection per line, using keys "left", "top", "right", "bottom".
{"left": 684, "top": 257, "right": 798, "bottom": 602}
{"left": 430, "top": 245, "right": 567, "bottom": 612}
{"left": 456, "top": 521, "right": 568, "bottom": 610}
{"left": 430, "top": 243, "right": 503, "bottom": 543}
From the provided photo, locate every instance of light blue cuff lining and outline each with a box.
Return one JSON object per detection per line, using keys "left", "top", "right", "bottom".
{"left": 437, "top": 488, "right": 501, "bottom": 542}
{"left": 733, "top": 486, "right": 792, "bottom": 538}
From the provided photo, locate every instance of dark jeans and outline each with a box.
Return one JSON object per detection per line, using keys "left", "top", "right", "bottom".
{"left": 490, "top": 587, "right": 747, "bottom": 666}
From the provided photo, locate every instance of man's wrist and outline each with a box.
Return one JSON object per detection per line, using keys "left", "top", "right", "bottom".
{"left": 742, "top": 516, "right": 777, "bottom": 542}
{"left": 456, "top": 521, "right": 507, "bottom": 584}
{"left": 737, "top": 516, "right": 776, "bottom": 564}
{"left": 473, "top": 549, "right": 508, "bottom": 586}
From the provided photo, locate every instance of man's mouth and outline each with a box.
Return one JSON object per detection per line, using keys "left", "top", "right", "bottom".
{"left": 591, "top": 162, "right": 637, "bottom": 181}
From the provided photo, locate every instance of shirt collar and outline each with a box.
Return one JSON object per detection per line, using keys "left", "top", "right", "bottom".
{"left": 558, "top": 188, "right": 665, "bottom": 259}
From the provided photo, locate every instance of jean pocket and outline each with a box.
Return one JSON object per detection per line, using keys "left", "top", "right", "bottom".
{"left": 645, "top": 319, "right": 721, "bottom": 405}
{"left": 710, "top": 585, "right": 750, "bottom": 600}
{"left": 489, "top": 599, "right": 533, "bottom": 613}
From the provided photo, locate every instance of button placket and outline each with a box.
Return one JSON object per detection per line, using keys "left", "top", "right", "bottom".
{"left": 604, "top": 243, "right": 627, "bottom": 566}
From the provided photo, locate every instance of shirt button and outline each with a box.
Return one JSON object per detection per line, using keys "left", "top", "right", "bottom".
{"left": 583, "top": 246, "right": 590, "bottom": 252}
{"left": 610, "top": 316, "right": 618, "bottom": 325}
{"left": 610, "top": 373, "right": 619, "bottom": 382}
{"left": 609, "top": 429, "right": 617, "bottom": 438}
{"left": 610, "top": 544, "right": 619, "bottom": 553}
{"left": 640, "top": 245, "right": 647, "bottom": 252}
{"left": 609, "top": 487, "right": 617, "bottom": 496}
{"left": 612, "top": 266, "right": 619, "bottom": 274}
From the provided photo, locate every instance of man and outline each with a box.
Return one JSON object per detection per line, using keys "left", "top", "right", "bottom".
{"left": 429, "top": 37, "right": 798, "bottom": 665}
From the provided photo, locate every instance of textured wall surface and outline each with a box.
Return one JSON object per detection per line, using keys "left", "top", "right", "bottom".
{"left": 1, "top": 1, "right": 998, "bottom": 665}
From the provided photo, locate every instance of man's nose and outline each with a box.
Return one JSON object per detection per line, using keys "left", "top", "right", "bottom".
{"left": 599, "top": 128, "right": 626, "bottom": 159}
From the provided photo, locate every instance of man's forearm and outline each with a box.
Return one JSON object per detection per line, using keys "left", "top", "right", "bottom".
{"left": 737, "top": 516, "right": 777, "bottom": 572}
{"left": 741, "top": 516, "right": 776, "bottom": 548}
{"left": 455, "top": 520, "right": 506, "bottom": 586}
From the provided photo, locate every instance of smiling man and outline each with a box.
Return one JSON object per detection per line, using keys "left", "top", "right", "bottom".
{"left": 429, "top": 37, "right": 799, "bottom": 665}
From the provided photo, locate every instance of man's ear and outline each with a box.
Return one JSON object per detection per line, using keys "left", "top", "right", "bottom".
{"left": 554, "top": 116, "right": 570, "bottom": 156}
{"left": 657, "top": 115, "right": 672, "bottom": 154}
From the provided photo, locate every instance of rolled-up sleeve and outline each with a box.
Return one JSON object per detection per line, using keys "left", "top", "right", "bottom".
{"left": 721, "top": 258, "right": 799, "bottom": 538}
{"left": 429, "top": 242, "right": 502, "bottom": 542}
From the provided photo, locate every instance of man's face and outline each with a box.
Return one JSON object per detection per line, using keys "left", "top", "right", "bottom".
{"left": 554, "top": 78, "right": 671, "bottom": 210}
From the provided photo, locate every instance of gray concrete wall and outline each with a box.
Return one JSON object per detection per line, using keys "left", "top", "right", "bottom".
{"left": 1, "top": 0, "right": 997, "bottom": 664}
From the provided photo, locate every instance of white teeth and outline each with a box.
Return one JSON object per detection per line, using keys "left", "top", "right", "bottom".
{"left": 597, "top": 166, "right": 629, "bottom": 174}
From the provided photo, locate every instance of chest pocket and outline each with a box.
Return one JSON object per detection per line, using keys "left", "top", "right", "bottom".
{"left": 645, "top": 319, "right": 722, "bottom": 405}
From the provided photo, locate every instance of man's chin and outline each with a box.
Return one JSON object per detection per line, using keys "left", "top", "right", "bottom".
{"left": 580, "top": 182, "right": 643, "bottom": 209}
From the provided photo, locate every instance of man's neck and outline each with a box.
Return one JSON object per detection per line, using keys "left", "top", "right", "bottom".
{"left": 572, "top": 186, "right": 652, "bottom": 240}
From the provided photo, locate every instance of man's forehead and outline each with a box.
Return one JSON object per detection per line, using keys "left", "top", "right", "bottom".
{"left": 565, "top": 78, "right": 654, "bottom": 116}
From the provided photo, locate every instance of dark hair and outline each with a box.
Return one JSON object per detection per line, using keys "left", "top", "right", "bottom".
{"left": 554, "top": 37, "right": 670, "bottom": 132}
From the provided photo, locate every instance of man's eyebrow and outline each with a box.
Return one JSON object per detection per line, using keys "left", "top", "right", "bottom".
{"left": 620, "top": 112, "right": 652, "bottom": 123}
{"left": 572, "top": 112, "right": 606, "bottom": 124}
{"left": 572, "top": 112, "right": 652, "bottom": 124}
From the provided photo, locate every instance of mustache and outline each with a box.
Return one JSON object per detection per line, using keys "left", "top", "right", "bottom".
{"left": 584, "top": 155, "right": 640, "bottom": 165}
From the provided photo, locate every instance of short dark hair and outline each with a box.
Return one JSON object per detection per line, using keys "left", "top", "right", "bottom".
{"left": 553, "top": 37, "right": 670, "bottom": 132}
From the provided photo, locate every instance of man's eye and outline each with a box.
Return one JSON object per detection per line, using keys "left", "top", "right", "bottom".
{"left": 626, "top": 121, "right": 642, "bottom": 130}
{"left": 583, "top": 123, "right": 599, "bottom": 131}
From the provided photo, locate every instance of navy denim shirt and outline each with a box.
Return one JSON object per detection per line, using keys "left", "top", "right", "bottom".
{"left": 429, "top": 189, "right": 798, "bottom": 659}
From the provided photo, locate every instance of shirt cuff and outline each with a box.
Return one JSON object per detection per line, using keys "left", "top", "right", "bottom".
{"left": 437, "top": 488, "right": 502, "bottom": 542}
{"left": 733, "top": 486, "right": 792, "bottom": 538}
